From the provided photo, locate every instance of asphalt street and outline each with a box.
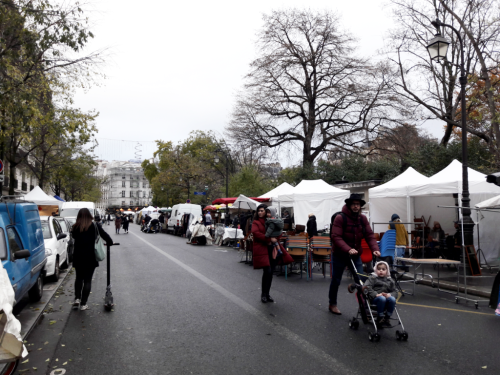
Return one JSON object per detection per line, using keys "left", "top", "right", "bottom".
{"left": 14, "top": 224, "right": 500, "bottom": 375}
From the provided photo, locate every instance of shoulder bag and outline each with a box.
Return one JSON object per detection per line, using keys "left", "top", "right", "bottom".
{"left": 94, "top": 223, "right": 106, "bottom": 261}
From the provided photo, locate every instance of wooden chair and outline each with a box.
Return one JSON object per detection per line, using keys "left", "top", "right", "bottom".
{"left": 309, "top": 236, "right": 332, "bottom": 279}
{"left": 286, "top": 237, "right": 309, "bottom": 280}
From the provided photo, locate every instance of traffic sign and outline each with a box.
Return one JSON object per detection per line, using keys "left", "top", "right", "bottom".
{"left": 194, "top": 192, "right": 206, "bottom": 196}
{"left": 186, "top": 199, "right": 191, "bottom": 203}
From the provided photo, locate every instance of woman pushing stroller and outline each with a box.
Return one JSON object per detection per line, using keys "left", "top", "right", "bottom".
{"left": 364, "top": 261, "right": 397, "bottom": 328}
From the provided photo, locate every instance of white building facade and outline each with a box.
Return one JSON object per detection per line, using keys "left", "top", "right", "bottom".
{"left": 96, "top": 160, "right": 152, "bottom": 210}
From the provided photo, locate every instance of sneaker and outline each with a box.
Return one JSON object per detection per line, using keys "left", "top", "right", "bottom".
{"left": 80, "top": 304, "right": 90, "bottom": 311}
{"left": 382, "top": 316, "right": 393, "bottom": 328}
{"left": 73, "top": 299, "right": 80, "bottom": 310}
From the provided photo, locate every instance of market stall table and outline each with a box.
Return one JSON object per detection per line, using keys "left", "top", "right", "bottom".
{"left": 395, "top": 257, "right": 461, "bottom": 296}
{"left": 222, "top": 228, "right": 244, "bottom": 245}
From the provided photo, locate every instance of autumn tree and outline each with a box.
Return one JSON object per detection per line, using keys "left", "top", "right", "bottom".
{"left": 227, "top": 9, "right": 397, "bottom": 168}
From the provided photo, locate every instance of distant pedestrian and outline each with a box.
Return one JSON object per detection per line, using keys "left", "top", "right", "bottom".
{"left": 122, "top": 215, "right": 130, "bottom": 233}
{"left": 252, "top": 204, "right": 293, "bottom": 303}
{"left": 115, "top": 215, "right": 122, "bottom": 234}
{"left": 388, "top": 214, "right": 409, "bottom": 247}
{"left": 306, "top": 213, "right": 318, "bottom": 238}
{"left": 205, "top": 211, "right": 212, "bottom": 226}
{"left": 71, "top": 208, "right": 113, "bottom": 311}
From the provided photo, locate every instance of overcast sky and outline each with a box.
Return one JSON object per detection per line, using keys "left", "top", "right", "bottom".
{"left": 78, "top": 0, "right": 444, "bottom": 163}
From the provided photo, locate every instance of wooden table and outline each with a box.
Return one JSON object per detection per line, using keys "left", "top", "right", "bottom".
{"left": 395, "top": 257, "right": 461, "bottom": 296}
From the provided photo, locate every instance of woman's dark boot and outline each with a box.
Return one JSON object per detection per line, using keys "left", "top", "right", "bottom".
{"left": 266, "top": 295, "right": 275, "bottom": 303}
{"left": 261, "top": 295, "right": 268, "bottom": 303}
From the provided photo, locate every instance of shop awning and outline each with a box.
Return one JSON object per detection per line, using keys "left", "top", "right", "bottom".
{"left": 211, "top": 197, "right": 270, "bottom": 205}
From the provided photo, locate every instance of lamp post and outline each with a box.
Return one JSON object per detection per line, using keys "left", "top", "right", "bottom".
{"left": 214, "top": 150, "right": 229, "bottom": 198}
{"left": 427, "top": 18, "right": 474, "bottom": 246}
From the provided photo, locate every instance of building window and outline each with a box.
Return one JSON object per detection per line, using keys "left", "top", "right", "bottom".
{"left": 130, "top": 191, "right": 134, "bottom": 198}
{"left": 121, "top": 191, "right": 125, "bottom": 197}
{"left": 122, "top": 174, "right": 126, "bottom": 179}
{"left": 130, "top": 200, "right": 134, "bottom": 205}
{"left": 122, "top": 181, "right": 125, "bottom": 187}
{"left": 122, "top": 201, "right": 125, "bottom": 205}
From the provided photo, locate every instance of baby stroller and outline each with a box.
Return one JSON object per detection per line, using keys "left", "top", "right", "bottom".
{"left": 347, "top": 258, "right": 408, "bottom": 342}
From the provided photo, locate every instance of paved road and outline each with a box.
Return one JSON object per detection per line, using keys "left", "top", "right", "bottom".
{"left": 15, "top": 224, "right": 500, "bottom": 374}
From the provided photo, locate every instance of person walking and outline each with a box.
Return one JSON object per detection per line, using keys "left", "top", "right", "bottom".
{"left": 328, "top": 194, "right": 380, "bottom": 315}
{"left": 106, "top": 213, "right": 111, "bottom": 225}
{"left": 251, "top": 204, "right": 293, "bottom": 303}
{"left": 115, "top": 215, "right": 122, "bottom": 234}
{"left": 122, "top": 214, "right": 130, "bottom": 234}
{"left": 306, "top": 213, "right": 318, "bottom": 238}
{"left": 71, "top": 208, "right": 113, "bottom": 311}
{"left": 205, "top": 211, "right": 212, "bottom": 226}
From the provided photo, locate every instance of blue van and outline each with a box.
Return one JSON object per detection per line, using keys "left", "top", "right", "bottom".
{"left": 0, "top": 200, "right": 47, "bottom": 303}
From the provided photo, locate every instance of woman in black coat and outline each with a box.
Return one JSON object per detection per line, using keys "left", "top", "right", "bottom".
{"left": 306, "top": 213, "right": 318, "bottom": 237}
{"left": 71, "top": 208, "right": 113, "bottom": 311}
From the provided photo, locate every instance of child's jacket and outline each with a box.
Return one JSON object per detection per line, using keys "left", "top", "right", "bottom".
{"left": 364, "top": 274, "right": 397, "bottom": 299}
{"left": 265, "top": 218, "right": 284, "bottom": 238}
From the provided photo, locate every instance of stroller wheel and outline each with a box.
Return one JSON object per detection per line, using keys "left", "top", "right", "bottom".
{"left": 402, "top": 331, "right": 409, "bottom": 341}
{"left": 347, "top": 283, "right": 357, "bottom": 293}
{"left": 368, "top": 332, "right": 373, "bottom": 342}
{"left": 349, "top": 318, "right": 359, "bottom": 330}
{"left": 396, "top": 330, "right": 402, "bottom": 341}
{"left": 373, "top": 333, "right": 381, "bottom": 342}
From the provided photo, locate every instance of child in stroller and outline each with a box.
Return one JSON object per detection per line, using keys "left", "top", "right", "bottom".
{"left": 364, "top": 261, "right": 397, "bottom": 328}
{"left": 347, "top": 258, "right": 408, "bottom": 342}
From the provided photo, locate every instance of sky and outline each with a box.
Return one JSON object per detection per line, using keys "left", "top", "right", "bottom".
{"left": 76, "top": 0, "right": 444, "bottom": 163}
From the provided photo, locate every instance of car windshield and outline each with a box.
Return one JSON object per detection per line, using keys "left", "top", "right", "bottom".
{"left": 41, "top": 221, "right": 52, "bottom": 239}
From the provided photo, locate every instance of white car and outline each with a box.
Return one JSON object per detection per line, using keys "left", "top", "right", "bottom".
{"left": 40, "top": 216, "right": 69, "bottom": 281}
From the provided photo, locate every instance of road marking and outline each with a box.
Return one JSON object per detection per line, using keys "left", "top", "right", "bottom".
{"left": 130, "top": 232, "right": 356, "bottom": 375}
{"left": 397, "top": 302, "right": 492, "bottom": 316}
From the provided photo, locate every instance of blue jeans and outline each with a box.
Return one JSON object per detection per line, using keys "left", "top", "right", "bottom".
{"left": 328, "top": 254, "right": 365, "bottom": 305}
{"left": 373, "top": 296, "right": 396, "bottom": 317}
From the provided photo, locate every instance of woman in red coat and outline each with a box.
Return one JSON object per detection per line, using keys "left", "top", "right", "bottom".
{"left": 252, "top": 204, "right": 293, "bottom": 303}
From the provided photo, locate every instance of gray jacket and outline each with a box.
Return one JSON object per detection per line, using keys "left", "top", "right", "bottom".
{"left": 364, "top": 275, "right": 397, "bottom": 299}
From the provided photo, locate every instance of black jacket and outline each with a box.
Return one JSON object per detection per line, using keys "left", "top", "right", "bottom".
{"left": 307, "top": 215, "right": 318, "bottom": 237}
{"left": 72, "top": 223, "right": 113, "bottom": 269}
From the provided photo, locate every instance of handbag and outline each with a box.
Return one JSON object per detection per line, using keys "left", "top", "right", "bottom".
{"left": 94, "top": 223, "right": 106, "bottom": 261}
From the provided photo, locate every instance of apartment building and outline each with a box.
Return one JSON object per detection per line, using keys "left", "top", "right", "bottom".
{"left": 96, "top": 160, "right": 152, "bottom": 210}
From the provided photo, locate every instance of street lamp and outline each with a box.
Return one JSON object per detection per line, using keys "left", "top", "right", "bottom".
{"left": 214, "top": 150, "right": 229, "bottom": 198}
{"left": 427, "top": 18, "right": 474, "bottom": 245}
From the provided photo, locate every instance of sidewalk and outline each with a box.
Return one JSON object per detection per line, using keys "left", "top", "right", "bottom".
{"left": 401, "top": 263, "right": 498, "bottom": 299}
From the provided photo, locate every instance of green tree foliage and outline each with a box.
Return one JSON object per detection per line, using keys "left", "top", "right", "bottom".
{"left": 228, "top": 165, "right": 273, "bottom": 197}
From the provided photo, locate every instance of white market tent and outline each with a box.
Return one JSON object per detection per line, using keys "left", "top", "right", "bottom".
{"left": 369, "top": 167, "right": 430, "bottom": 232}
{"left": 22, "top": 186, "right": 62, "bottom": 207}
{"left": 141, "top": 206, "right": 157, "bottom": 215}
{"left": 476, "top": 194, "right": 500, "bottom": 209}
{"left": 278, "top": 179, "right": 349, "bottom": 230}
{"left": 370, "top": 160, "right": 500, "bottom": 261}
{"left": 230, "top": 194, "right": 260, "bottom": 211}
{"left": 260, "top": 182, "right": 295, "bottom": 208}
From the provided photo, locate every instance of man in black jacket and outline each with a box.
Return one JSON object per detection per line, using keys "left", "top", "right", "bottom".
{"left": 306, "top": 214, "right": 318, "bottom": 237}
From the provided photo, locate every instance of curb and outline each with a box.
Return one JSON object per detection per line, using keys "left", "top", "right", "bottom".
{"left": 0, "top": 268, "right": 74, "bottom": 375}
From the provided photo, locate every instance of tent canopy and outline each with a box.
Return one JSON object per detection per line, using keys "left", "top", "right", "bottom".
{"left": 212, "top": 197, "right": 270, "bottom": 205}
{"left": 259, "top": 182, "right": 294, "bottom": 199}
{"left": 370, "top": 167, "right": 429, "bottom": 198}
{"left": 475, "top": 194, "right": 500, "bottom": 209}
{"left": 22, "top": 186, "right": 61, "bottom": 206}
{"left": 276, "top": 179, "right": 349, "bottom": 229}
{"left": 409, "top": 159, "right": 499, "bottom": 196}
{"left": 141, "top": 206, "right": 157, "bottom": 213}
{"left": 230, "top": 195, "right": 261, "bottom": 211}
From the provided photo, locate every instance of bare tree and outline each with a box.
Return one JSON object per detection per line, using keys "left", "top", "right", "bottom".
{"left": 386, "top": 0, "right": 500, "bottom": 153}
{"left": 226, "top": 9, "right": 396, "bottom": 167}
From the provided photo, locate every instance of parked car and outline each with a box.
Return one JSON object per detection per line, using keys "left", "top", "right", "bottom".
{"left": 40, "top": 216, "right": 68, "bottom": 282}
{"left": 0, "top": 200, "right": 46, "bottom": 303}
{"left": 54, "top": 217, "right": 74, "bottom": 263}
{"left": 167, "top": 204, "right": 202, "bottom": 235}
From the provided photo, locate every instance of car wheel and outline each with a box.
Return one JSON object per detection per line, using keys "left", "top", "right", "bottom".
{"left": 28, "top": 275, "right": 44, "bottom": 302}
{"left": 50, "top": 258, "right": 60, "bottom": 282}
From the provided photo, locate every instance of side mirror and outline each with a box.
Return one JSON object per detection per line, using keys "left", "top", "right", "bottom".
{"left": 14, "top": 250, "right": 30, "bottom": 260}
{"left": 57, "top": 233, "right": 67, "bottom": 240}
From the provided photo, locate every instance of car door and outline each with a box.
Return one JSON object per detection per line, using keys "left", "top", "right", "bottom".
{"left": 5, "top": 226, "right": 31, "bottom": 300}
{"left": 51, "top": 219, "right": 66, "bottom": 264}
